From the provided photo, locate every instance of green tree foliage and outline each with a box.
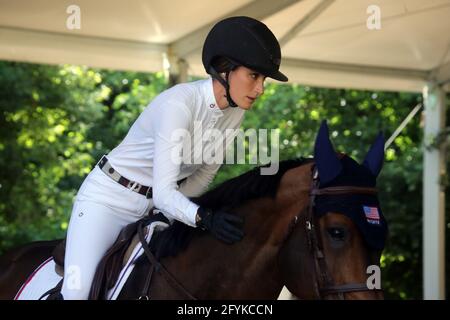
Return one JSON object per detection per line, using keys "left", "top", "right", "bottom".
{"left": 0, "top": 61, "right": 448, "bottom": 299}
{"left": 0, "top": 62, "right": 167, "bottom": 250}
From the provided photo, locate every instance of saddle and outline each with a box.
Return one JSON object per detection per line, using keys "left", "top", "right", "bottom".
{"left": 50, "top": 210, "right": 169, "bottom": 300}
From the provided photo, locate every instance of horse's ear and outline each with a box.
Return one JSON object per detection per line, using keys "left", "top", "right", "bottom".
{"left": 362, "top": 131, "right": 385, "bottom": 177}
{"left": 314, "top": 120, "right": 342, "bottom": 185}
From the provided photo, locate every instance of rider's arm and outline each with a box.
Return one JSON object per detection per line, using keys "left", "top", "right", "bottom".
{"left": 178, "top": 120, "right": 243, "bottom": 198}
{"left": 151, "top": 100, "right": 199, "bottom": 227}
{"left": 177, "top": 163, "right": 221, "bottom": 198}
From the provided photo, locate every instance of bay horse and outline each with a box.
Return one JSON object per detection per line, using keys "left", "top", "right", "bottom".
{"left": 0, "top": 121, "right": 387, "bottom": 299}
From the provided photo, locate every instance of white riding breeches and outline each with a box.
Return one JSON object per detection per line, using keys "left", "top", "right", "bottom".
{"left": 61, "top": 166, "right": 153, "bottom": 300}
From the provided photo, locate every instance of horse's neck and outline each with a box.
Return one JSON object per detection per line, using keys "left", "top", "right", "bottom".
{"left": 242, "top": 163, "right": 313, "bottom": 259}
{"left": 166, "top": 163, "right": 313, "bottom": 299}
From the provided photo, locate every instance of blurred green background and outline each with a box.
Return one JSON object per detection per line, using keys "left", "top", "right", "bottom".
{"left": 0, "top": 61, "right": 449, "bottom": 299}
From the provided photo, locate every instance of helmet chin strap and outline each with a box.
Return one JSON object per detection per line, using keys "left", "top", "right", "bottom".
{"left": 208, "top": 67, "right": 238, "bottom": 108}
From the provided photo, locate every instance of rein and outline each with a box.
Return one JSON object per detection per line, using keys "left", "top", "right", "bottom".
{"left": 137, "top": 221, "right": 197, "bottom": 300}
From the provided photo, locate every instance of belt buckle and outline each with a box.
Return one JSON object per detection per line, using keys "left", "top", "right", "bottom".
{"left": 127, "top": 181, "right": 141, "bottom": 193}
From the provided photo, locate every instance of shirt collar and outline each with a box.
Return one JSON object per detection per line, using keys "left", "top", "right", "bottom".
{"left": 203, "top": 77, "right": 225, "bottom": 116}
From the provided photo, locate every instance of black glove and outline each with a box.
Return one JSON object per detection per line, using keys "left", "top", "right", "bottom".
{"left": 196, "top": 207, "right": 244, "bottom": 244}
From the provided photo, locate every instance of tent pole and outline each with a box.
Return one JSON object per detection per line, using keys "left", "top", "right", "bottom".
{"left": 165, "top": 48, "right": 189, "bottom": 86}
{"left": 422, "top": 82, "right": 446, "bottom": 300}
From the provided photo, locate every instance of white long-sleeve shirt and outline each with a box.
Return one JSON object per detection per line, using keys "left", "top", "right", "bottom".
{"left": 107, "top": 77, "right": 245, "bottom": 226}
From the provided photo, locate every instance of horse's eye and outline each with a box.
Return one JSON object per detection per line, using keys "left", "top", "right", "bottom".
{"left": 327, "top": 227, "right": 345, "bottom": 241}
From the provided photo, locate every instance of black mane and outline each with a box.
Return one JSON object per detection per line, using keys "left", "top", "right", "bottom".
{"left": 146, "top": 158, "right": 311, "bottom": 260}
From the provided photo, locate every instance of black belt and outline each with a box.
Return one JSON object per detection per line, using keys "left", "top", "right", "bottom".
{"left": 98, "top": 156, "right": 153, "bottom": 198}
{"left": 97, "top": 156, "right": 186, "bottom": 199}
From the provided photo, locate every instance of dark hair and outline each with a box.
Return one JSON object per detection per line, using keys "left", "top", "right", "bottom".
{"left": 210, "top": 56, "right": 237, "bottom": 73}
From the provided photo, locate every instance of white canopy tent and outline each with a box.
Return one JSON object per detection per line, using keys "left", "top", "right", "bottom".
{"left": 1, "top": 0, "right": 448, "bottom": 299}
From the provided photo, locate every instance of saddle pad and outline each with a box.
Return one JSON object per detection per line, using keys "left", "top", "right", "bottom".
{"left": 14, "top": 257, "right": 62, "bottom": 300}
{"left": 14, "top": 219, "right": 169, "bottom": 300}
{"left": 107, "top": 219, "right": 169, "bottom": 299}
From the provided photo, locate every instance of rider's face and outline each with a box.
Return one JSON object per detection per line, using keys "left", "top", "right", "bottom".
{"left": 228, "top": 66, "right": 266, "bottom": 110}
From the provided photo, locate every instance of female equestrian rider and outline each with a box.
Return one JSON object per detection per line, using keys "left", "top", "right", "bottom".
{"left": 60, "top": 16, "right": 288, "bottom": 300}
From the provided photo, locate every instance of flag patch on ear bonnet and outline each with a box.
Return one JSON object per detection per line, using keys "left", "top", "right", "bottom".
{"left": 363, "top": 206, "right": 380, "bottom": 225}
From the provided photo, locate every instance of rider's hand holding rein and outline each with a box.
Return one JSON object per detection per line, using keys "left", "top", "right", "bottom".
{"left": 195, "top": 207, "right": 244, "bottom": 244}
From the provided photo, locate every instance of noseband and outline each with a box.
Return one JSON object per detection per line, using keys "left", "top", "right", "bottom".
{"left": 298, "top": 166, "right": 382, "bottom": 299}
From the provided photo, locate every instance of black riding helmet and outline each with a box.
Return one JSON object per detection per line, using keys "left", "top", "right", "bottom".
{"left": 202, "top": 16, "right": 288, "bottom": 107}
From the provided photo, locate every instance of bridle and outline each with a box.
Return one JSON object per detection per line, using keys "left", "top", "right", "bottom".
{"left": 296, "top": 166, "right": 383, "bottom": 299}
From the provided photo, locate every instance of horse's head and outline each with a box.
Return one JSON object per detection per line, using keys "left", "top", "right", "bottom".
{"left": 279, "top": 121, "right": 388, "bottom": 300}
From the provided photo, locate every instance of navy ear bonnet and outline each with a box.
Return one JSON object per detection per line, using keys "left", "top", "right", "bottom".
{"left": 314, "top": 156, "right": 388, "bottom": 250}
{"left": 313, "top": 121, "right": 388, "bottom": 250}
